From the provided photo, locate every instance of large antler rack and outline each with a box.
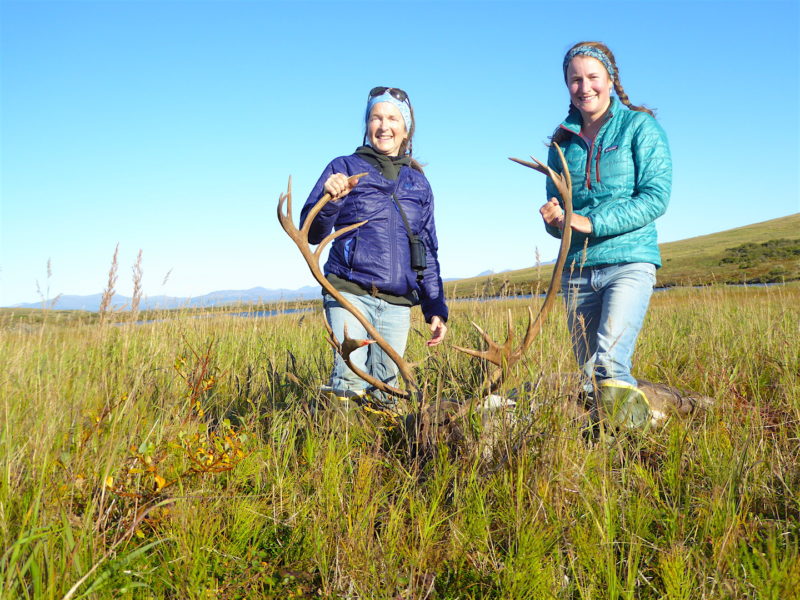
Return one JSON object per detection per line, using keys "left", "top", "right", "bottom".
{"left": 277, "top": 174, "right": 417, "bottom": 400}
{"left": 453, "top": 143, "right": 574, "bottom": 394}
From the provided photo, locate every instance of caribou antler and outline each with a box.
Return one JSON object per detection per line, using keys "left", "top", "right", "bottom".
{"left": 453, "top": 143, "right": 574, "bottom": 393}
{"left": 277, "top": 174, "right": 417, "bottom": 399}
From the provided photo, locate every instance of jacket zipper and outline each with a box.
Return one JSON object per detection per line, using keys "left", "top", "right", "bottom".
{"left": 388, "top": 176, "right": 404, "bottom": 288}
{"left": 595, "top": 143, "right": 602, "bottom": 184}
{"left": 347, "top": 211, "right": 357, "bottom": 280}
{"left": 579, "top": 112, "right": 612, "bottom": 189}
{"left": 559, "top": 125, "right": 597, "bottom": 191}
{"left": 585, "top": 138, "right": 595, "bottom": 190}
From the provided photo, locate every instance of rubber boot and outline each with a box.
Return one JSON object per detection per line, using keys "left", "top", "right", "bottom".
{"left": 597, "top": 380, "right": 652, "bottom": 430}
{"left": 317, "top": 385, "right": 367, "bottom": 417}
{"left": 318, "top": 386, "right": 400, "bottom": 428}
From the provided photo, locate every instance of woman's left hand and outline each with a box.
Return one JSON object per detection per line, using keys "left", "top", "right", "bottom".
{"left": 427, "top": 316, "right": 447, "bottom": 347}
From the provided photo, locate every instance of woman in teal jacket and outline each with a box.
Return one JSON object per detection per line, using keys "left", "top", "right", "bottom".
{"left": 539, "top": 41, "right": 672, "bottom": 428}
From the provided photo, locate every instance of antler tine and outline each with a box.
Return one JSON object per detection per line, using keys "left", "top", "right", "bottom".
{"left": 455, "top": 145, "right": 573, "bottom": 393}
{"left": 452, "top": 310, "right": 515, "bottom": 367}
{"left": 322, "top": 326, "right": 408, "bottom": 399}
{"left": 508, "top": 156, "right": 548, "bottom": 176}
{"left": 278, "top": 175, "right": 419, "bottom": 399}
{"left": 324, "top": 324, "right": 407, "bottom": 398}
{"left": 277, "top": 175, "right": 294, "bottom": 231}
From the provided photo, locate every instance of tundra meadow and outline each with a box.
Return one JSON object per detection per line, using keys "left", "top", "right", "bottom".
{"left": 2, "top": 280, "right": 799, "bottom": 599}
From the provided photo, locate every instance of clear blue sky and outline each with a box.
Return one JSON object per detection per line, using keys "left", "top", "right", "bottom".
{"left": 2, "top": 0, "right": 798, "bottom": 307}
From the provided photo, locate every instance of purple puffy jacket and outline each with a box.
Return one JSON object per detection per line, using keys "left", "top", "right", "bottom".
{"left": 300, "top": 152, "right": 448, "bottom": 323}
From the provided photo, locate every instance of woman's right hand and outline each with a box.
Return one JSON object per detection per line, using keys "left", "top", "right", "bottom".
{"left": 324, "top": 173, "right": 356, "bottom": 201}
{"left": 540, "top": 197, "right": 565, "bottom": 228}
{"left": 539, "top": 197, "right": 593, "bottom": 233}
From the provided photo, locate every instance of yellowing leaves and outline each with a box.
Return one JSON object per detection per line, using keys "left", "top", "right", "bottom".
{"left": 101, "top": 341, "right": 248, "bottom": 535}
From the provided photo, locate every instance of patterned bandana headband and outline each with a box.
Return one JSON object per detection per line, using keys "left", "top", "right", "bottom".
{"left": 365, "top": 93, "right": 412, "bottom": 134}
{"left": 562, "top": 46, "right": 616, "bottom": 79}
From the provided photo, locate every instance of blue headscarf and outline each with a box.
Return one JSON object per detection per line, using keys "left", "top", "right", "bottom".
{"left": 563, "top": 45, "right": 616, "bottom": 79}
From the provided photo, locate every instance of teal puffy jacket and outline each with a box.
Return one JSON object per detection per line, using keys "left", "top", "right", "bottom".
{"left": 545, "top": 97, "right": 671, "bottom": 268}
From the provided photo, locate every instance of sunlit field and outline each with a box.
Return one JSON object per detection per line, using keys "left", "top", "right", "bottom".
{"left": 2, "top": 283, "right": 799, "bottom": 599}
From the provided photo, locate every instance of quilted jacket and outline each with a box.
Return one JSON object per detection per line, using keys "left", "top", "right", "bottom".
{"left": 300, "top": 152, "right": 448, "bottom": 323}
{"left": 545, "top": 97, "right": 672, "bottom": 268}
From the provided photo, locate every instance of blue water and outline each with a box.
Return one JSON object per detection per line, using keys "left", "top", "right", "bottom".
{"left": 230, "top": 308, "right": 312, "bottom": 318}
{"left": 129, "top": 281, "right": 788, "bottom": 325}
{"left": 129, "top": 307, "right": 313, "bottom": 325}
{"left": 450, "top": 281, "right": 789, "bottom": 304}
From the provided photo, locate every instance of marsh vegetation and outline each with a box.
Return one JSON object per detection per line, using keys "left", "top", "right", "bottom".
{"left": 1, "top": 283, "right": 799, "bottom": 598}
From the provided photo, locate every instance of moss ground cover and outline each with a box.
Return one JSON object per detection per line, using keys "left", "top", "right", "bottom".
{"left": 1, "top": 283, "right": 798, "bottom": 598}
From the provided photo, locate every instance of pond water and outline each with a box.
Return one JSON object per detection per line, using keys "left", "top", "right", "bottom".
{"left": 129, "top": 307, "right": 313, "bottom": 326}
{"left": 450, "top": 281, "right": 789, "bottom": 304}
{"left": 228, "top": 307, "right": 313, "bottom": 318}
{"left": 128, "top": 282, "right": 788, "bottom": 325}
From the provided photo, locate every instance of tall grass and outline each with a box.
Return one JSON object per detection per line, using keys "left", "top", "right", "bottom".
{"left": 1, "top": 283, "right": 798, "bottom": 598}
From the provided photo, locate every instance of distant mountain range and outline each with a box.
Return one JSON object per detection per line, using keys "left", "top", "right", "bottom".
{"left": 12, "top": 286, "right": 323, "bottom": 311}
{"left": 9, "top": 214, "right": 799, "bottom": 311}
{"left": 9, "top": 269, "right": 531, "bottom": 312}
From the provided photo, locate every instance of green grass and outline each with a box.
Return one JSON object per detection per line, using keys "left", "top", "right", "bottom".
{"left": 446, "top": 213, "right": 800, "bottom": 298}
{"left": 1, "top": 283, "right": 799, "bottom": 598}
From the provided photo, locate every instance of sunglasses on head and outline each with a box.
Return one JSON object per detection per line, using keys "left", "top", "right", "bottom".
{"left": 369, "top": 86, "right": 409, "bottom": 104}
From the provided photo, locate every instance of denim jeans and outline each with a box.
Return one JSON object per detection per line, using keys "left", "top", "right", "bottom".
{"left": 561, "top": 262, "right": 656, "bottom": 390}
{"left": 323, "top": 291, "right": 411, "bottom": 402}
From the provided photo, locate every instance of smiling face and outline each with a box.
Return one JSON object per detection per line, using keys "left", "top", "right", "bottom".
{"left": 367, "top": 102, "right": 408, "bottom": 156}
{"left": 566, "top": 55, "right": 614, "bottom": 124}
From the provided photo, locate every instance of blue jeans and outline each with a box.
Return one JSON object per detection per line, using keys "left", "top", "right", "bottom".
{"left": 323, "top": 292, "right": 411, "bottom": 401}
{"left": 561, "top": 262, "right": 656, "bottom": 390}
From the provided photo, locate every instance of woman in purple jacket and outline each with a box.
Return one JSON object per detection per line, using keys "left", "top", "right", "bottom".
{"left": 300, "top": 87, "right": 448, "bottom": 406}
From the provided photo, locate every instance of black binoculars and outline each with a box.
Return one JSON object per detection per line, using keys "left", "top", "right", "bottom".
{"left": 409, "top": 236, "right": 427, "bottom": 278}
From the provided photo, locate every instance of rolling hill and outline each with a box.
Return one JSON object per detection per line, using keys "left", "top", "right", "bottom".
{"left": 444, "top": 213, "right": 800, "bottom": 298}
